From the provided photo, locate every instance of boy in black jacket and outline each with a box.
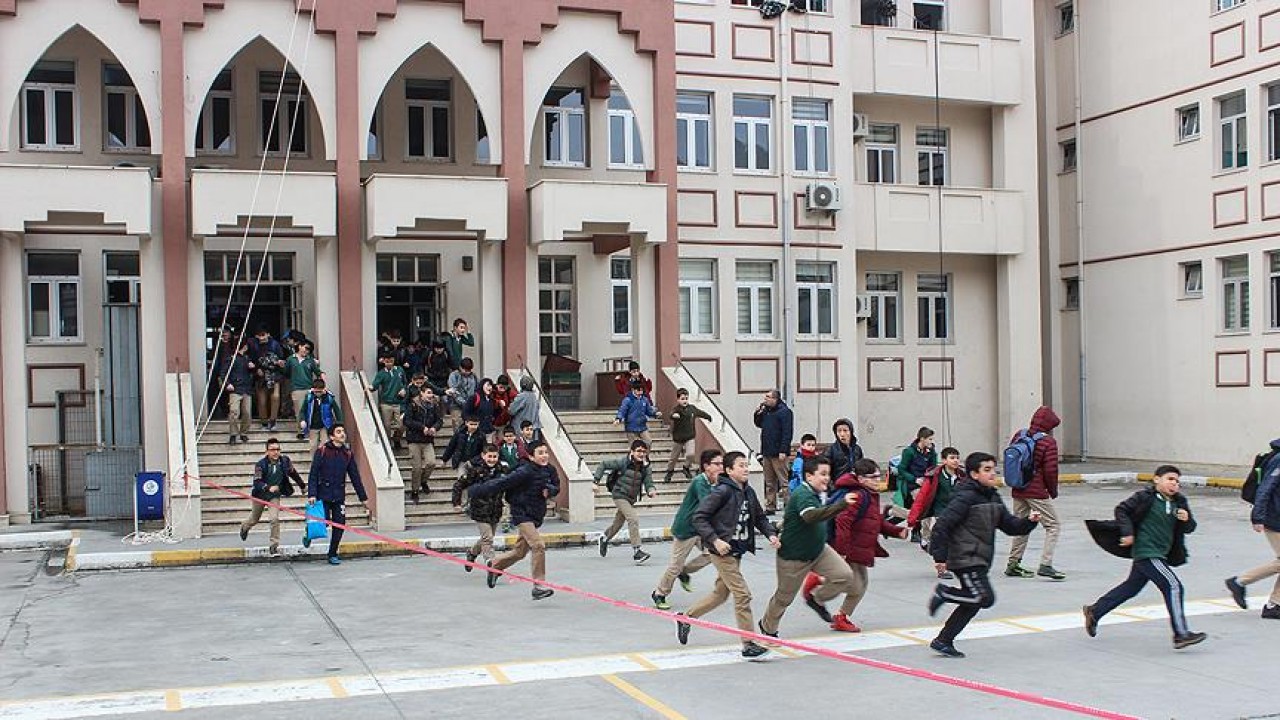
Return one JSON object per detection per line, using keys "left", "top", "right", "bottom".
{"left": 441, "top": 417, "right": 485, "bottom": 472}
{"left": 451, "top": 445, "right": 510, "bottom": 571}
{"left": 1083, "top": 465, "right": 1206, "bottom": 649}
{"left": 926, "top": 451, "right": 1040, "bottom": 658}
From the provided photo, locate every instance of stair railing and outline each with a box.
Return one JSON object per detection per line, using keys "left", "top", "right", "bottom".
{"left": 355, "top": 369, "right": 397, "bottom": 480}
{"left": 515, "top": 355, "right": 587, "bottom": 474}
{"left": 673, "top": 358, "right": 758, "bottom": 456}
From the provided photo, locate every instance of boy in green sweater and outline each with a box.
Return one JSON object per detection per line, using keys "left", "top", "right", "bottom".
{"left": 652, "top": 449, "right": 723, "bottom": 609}
{"left": 372, "top": 354, "right": 408, "bottom": 450}
{"left": 664, "top": 388, "right": 712, "bottom": 483}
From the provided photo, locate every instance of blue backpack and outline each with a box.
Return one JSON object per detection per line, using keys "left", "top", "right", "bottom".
{"left": 1002, "top": 430, "right": 1045, "bottom": 489}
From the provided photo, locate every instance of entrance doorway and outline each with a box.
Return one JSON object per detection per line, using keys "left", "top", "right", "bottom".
{"left": 375, "top": 253, "right": 445, "bottom": 345}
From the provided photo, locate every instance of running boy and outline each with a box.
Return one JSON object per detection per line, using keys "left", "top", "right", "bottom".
{"left": 787, "top": 434, "right": 819, "bottom": 495}
{"left": 664, "top": 389, "right": 712, "bottom": 483}
{"left": 909, "top": 446, "right": 962, "bottom": 579}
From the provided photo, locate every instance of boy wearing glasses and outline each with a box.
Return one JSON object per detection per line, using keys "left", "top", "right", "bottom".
{"left": 239, "top": 438, "right": 305, "bottom": 556}
{"left": 652, "top": 449, "right": 723, "bottom": 610}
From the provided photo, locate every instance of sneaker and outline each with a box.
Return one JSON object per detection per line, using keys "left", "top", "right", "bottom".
{"left": 804, "top": 594, "right": 833, "bottom": 624}
{"left": 927, "top": 588, "right": 945, "bottom": 617}
{"left": 268, "top": 546, "right": 281, "bottom": 558}
{"left": 929, "top": 639, "right": 965, "bottom": 658}
{"left": 830, "top": 614, "right": 861, "bottom": 633}
{"left": 410, "top": 492, "right": 420, "bottom": 505}
{"left": 633, "top": 549, "right": 651, "bottom": 565}
{"left": 598, "top": 535, "right": 609, "bottom": 557}
{"left": 1005, "top": 561, "right": 1034, "bottom": 578}
{"left": 531, "top": 586, "right": 554, "bottom": 601}
{"left": 741, "top": 641, "right": 771, "bottom": 660}
{"left": 327, "top": 556, "right": 342, "bottom": 566}
{"left": 296, "top": 432, "right": 307, "bottom": 440}
{"left": 1261, "top": 603, "right": 1280, "bottom": 619}
{"left": 937, "top": 569, "right": 954, "bottom": 580}
{"left": 261, "top": 422, "right": 270, "bottom": 429}
{"left": 682, "top": 466, "right": 693, "bottom": 480}
{"left": 651, "top": 591, "right": 670, "bottom": 610}
{"left": 302, "top": 534, "right": 311, "bottom": 549}
{"left": 486, "top": 564, "right": 500, "bottom": 589}
{"left": 464, "top": 550, "right": 477, "bottom": 572}
{"left": 1082, "top": 605, "right": 1098, "bottom": 637}
{"left": 757, "top": 619, "right": 778, "bottom": 640}
{"left": 240, "top": 435, "right": 250, "bottom": 443}
{"left": 267, "top": 421, "right": 277, "bottom": 431}
{"left": 1037, "top": 565, "right": 1067, "bottom": 580}
{"left": 802, "top": 571, "right": 824, "bottom": 600}
{"left": 909, "top": 527, "right": 922, "bottom": 544}
{"left": 239, "top": 526, "right": 249, "bottom": 542}
{"left": 229, "top": 435, "right": 238, "bottom": 445}
{"left": 663, "top": 471, "right": 674, "bottom": 483}
{"left": 677, "top": 572, "right": 693, "bottom": 593}
{"left": 1225, "top": 576, "right": 1248, "bottom": 609}
{"left": 675, "top": 613, "right": 691, "bottom": 645}
{"left": 1173, "top": 632, "right": 1207, "bottom": 650}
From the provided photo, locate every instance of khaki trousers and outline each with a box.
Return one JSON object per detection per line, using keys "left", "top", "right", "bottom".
{"left": 1238, "top": 529, "right": 1280, "bottom": 605}
{"left": 655, "top": 535, "right": 712, "bottom": 596}
{"left": 604, "top": 498, "right": 641, "bottom": 548}
{"left": 470, "top": 521, "right": 497, "bottom": 562}
{"left": 379, "top": 403, "right": 402, "bottom": 441}
{"left": 762, "top": 455, "right": 790, "bottom": 510}
{"left": 407, "top": 442, "right": 437, "bottom": 490}
{"left": 761, "top": 545, "right": 856, "bottom": 633}
{"left": 255, "top": 383, "right": 280, "bottom": 424}
{"left": 1009, "top": 497, "right": 1060, "bottom": 567}
{"left": 227, "top": 393, "right": 251, "bottom": 435}
{"left": 666, "top": 439, "right": 696, "bottom": 472}
{"left": 626, "top": 430, "right": 652, "bottom": 445}
{"left": 291, "top": 389, "right": 309, "bottom": 423}
{"left": 240, "top": 503, "right": 280, "bottom": 550}
{"left": 492, "top": 521, "right": 546, "bottom": 582}
{"left": 839, "top": 563, "right": 870, "bottom": 616}
{"left": 687, "top": 553, "right": 756, "bottom": 642}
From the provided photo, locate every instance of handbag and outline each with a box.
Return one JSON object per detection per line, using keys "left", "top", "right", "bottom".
{"left": 302, "top": 499, "right": 329, "bottom": 548}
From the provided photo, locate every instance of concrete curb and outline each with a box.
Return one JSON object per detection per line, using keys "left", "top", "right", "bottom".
{"left": 69, "top": 526, "right": 675, "bottom": 572}
{"left": 1059, "top": 472, "right": 1244, "bottom": 489}
{"left": 0, "top": 530, "right": 74, "bottom": 551}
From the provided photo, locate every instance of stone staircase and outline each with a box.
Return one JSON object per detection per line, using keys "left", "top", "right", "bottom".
{"left": 554, "top": 410, "right": 691, "bottom": 518}
{"left": 196, "top": 421, "right": 370, "bottom": 536}
{"left": 393, "top": 416, "right": 470, "bottom": 527}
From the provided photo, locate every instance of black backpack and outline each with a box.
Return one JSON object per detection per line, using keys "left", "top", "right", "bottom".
{"left": 1244, "top": 450, "right": 1278, "bottom": 504}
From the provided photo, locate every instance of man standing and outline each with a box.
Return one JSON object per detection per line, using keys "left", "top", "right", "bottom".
{"left": 306, "top": 424, "right": 368, "bottom": 565}
{"left": 285, "top": 342, "right": 324, "bottom": 427}
{"left": 402, "top": 384, "right": 443, "bottom": 502}
{"left": 372, "top": 354, "right": 408, "bottom": 451}
{"left": 219, "top": 341, "right": 254, "bottom": 444}
{"left": 753, "top": 389, "right": 794, "bottom": 514}
{"left": 239, "top": 438, "right": 305, "bottom": 556}
{"left": 470, "top": 442, "right": 561, "bottom": 600}
{"left": 443, "top": 318, "right": 475, "bottom": 370}
{"left": 248, "top": 325, "right": 287, "bottom": 431}
{"left": 652, "top": 450, "right": 723, "bottom": 610}
{"left": 1006, "top": 406, "right": 1066, "bottom": 580}
{"left": 594, "top": 440, "right": 656, "bottom": 565}
{"left": 677, "top": 451, "right": 780, "bottom": 660}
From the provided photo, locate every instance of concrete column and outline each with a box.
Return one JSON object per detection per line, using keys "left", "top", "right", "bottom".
{"left": 478, "top": 240, "right": 505, "bottom": 377}
{"left": 499, "top": 39, "right": 530, "bottom": 370}
{"left": 631, "top": 241, "right": 657, "bottom": 377}
{"left": 334, "top": 29, "right": 364, "bottom": 372}
{"left": 1, "top": 232, "right": 28, "bottom": 524}
{"left": 647, "top": 17, "right": 680, "bottom": 394}
{"left": 158, "top": 17, "right": 190, "bottom": 375}
{"left": 138, "top": 233, "right": 170, "bottom": 472}
{"left": 313, "top": 236, "right": 341, "bottom": 374}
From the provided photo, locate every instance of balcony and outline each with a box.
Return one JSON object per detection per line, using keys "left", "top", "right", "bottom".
{"left": 528, "top": 180, "right": 667, "bottom": 245}
{"left": 190, "top": 169, "right": 336, "bottom": 237}
{"left": 850, "top": 27, "right": 1022, "bottom": 106}
{"left": 851, "top": 183, "right": 1025, "bottom": 256}
{"left": 0, "top": 164, "right": 152, "bottom": 234}
{"left": 365, "top": 174, "right": 508, "bottom": 242}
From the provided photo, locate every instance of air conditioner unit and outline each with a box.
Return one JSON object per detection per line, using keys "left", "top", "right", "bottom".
{"left": 805, "top": 182, "right": 843, "bottom": 212}
{"left": 852, "top": 113, "right": 871, "bottom": 140}
{"left": 855, "top": 293, "right": 873, "bottom": 320}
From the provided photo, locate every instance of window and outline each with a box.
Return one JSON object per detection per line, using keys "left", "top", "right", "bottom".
{"left": 862, "top": 0, "right": 898, "bottom": 26}
{"left": 1177, "top": 104, "right": 1200, "bottom": 142}
{"left": 476, "top": 111, "right": 492, "bottom": 164}
{"left": 538, "top": 257, "right": 575, "bottom": 356}
{"left": 1057, "top": 2, "right": 1075, "bottom": 34}
{"left": 1215, "top": 0, "right": 1244, "bottom": 11}
{"left": 1268, "top": 85, "right": 1280, "bottom": 162}
{"left": 1271, "top": 254, "right": 1280, "bottom": 329}
{"left": 259, "top": 71, "right": 308, "bottom": 155}
{"left": 103, "top": 64, "right": 150, "bottom": 151}
{"left": 792, "top": 98, "right": 830, "bottom": 175}
{"left": 738, "top": 0, "right": 828, "bottom": 10}
{"left": 677, "top": 92, "right": 713, "bottom": 171}
{"left": 406, "top": 79, "right": 451, "bottom": 160}
{"left": 1222, "top": 255, "right": 1250, "bottom": 332}
{"left": 27, "top": 253, "right": 81, "bottom": 342}
{"left": 735, "top": 261, "right": 775, "bottom": 338}
{"left": 205, "top": 251, "right": 296, "bottom": 284}
{"left": 866, "top": 124, "right": 898, "bottom": 183}
{"left": 608, "top": 89, "right": 644, "bottom": 168}
{"left": 866, "top": 272, "right": 901, "bottom": 340}
{"left": 797, "top": 262, "right": 835, "bottom": 337}
{"left": 611, "top": 256, "right": 632, "bottom": 337}
{"left": 913, "top": 1, "right": 945, "bottom": 30}
{"left": 21, "top": 61, "right": 78, "bottom": 150}
{"left": 733, "top": 95, "right": 773, "bottom": 172}
{"left": 196, "top": 69, "right": 234, "bottom": 155}
{"left": 916, "top": 127, "right": 948, "bottom": 186}
{"left": 1060, "top": 138, "right": 1077, "bottom": 173}
{"left": 1181, "top": 261, "right": 1204, "bottom": 298}
{"left": 104, "top": 252, "right": 141, "bottom": 305}
{"left": 1219, "top": 92, "right": 1247, "bottom": 170}
{"left": 367, "top": 106, "right": 382, "bottom": 160}
{"left": 1063, "top": 277, "right": 1080, "bottom": 311}
{"left": 917, "top": 273, "right": 951, "bottom": 341}
{"left": 679, "top": 259, "right": 716, "bottom": 338}
{"left": 543, "top": 87, "right": 586, "bottom": 167}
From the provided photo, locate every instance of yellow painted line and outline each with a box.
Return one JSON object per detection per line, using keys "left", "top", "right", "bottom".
{"left": 773, "top": 646, "right": 804, "bottom": 658}
{"left": 1207, "top": 477, "right": 1244, "bottom": 489}
{"left": 885, "top": 630, "right": 927, "bottom": 645}
{"left": 1203, "top": 598, "right": 1243, "bottom": 609}
{"left": 486, "top": 665, "right": 512, "bottom": 685}
{"left": 627, "top": 653, "right": 660, "bottom": 671}
{"left": 999, "top": 618, "right": 1044, "bottom": 633}
{"left": 64, "top": 533, "right": 79, "bottom": 574}
{"left": 1110, "top": 610, "right": 1144, "bottom": 620}
{"left": 326, "top": 677, "right": 348, "bottom": 698}
{"left": 164, "top": 690, "right": 182, "bottom": 711}
{"left": 601, "top": 674, "right": 687, "bottom": 720}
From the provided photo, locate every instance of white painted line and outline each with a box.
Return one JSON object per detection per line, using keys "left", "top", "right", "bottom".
{"left": 181, "top": 680, "right": 334, "bottom": 710}
{"left": 0, "top": 693, "right": 167, "bottom": 720}
{"left": 500, "top": 654, "right": 648, "bottom": 683}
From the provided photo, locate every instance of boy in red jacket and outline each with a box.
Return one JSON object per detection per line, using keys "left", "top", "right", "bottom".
{"left": 1006, "top": 406, "right": 1066, "bottom": 580}
{"left": 803, "top": 458, "right": 908, "bottom": 632}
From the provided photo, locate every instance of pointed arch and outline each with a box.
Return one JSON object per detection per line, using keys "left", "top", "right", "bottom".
{"left": 0, "top": 0, "right": 161, "bottom": 152}
{"left": 185, "top": 0, "right": 336, "bottom": 158}
{"left": 523, "top": 12, "right": 654, "bottom": 167}
{"left": 358, "top": 1, "right": 501, "bottom": 162}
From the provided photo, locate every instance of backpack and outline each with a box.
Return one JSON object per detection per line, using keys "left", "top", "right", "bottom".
{"left": 826, "top": 487, "right": 873, "bottom": 545}
{"left": 605, "top": 468, "right": 622, "bottom": 492}
{"left": 1244, "top": 449, "right": 1280, "bottom": 504}
{"left": 1002, "top": 430, "right": 1046, "bottom": 489}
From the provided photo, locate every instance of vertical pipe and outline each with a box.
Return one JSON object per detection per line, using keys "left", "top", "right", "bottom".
{"left": 778, "top": 9, "right": 795, "bottom": 403}
{"left": 1073, "top": 0, "right": 1088, "bottom": 459}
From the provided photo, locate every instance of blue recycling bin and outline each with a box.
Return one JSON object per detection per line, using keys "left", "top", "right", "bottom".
{"left": 135, "top": 472, "right": 165, "bottom": 521}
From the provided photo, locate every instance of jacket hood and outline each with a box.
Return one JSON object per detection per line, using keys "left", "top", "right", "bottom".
{"left": 831, "top": 418, "right": 857, "bottom": 443}
{"left": 1030, "top": 406, "right": 1061, "bottom": 433}
{"left": 1269, "top": 438, "right": 1280, "bottom": 452}
{"left": 520, "top": 376, "right": 535, "bottom": 391}
{"left": 834, "top": 473, "right": 861, "bottom": 490}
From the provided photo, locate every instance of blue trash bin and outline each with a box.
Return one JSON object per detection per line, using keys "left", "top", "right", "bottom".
{"left": 135, "top": 472, "right": 165, "bottom": 521}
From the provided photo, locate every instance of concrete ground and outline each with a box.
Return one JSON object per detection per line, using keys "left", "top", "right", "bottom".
{"left": 1, "top": 483, "right": 1277, "bottom": 720}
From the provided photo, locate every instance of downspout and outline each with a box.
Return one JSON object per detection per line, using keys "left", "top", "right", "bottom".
{"left": 1073, "top": 0, "right": 1088, "bottom": 459}
{"left": 779, "top": 9, "right": 795, "bottom": 403}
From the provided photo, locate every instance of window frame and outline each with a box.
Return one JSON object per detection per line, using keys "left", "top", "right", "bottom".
{"left": 677, "top": 91, "right": 714, "bottom": 172}
{"left": 196, "top": 70, "right": 235, "bottom": 156}
{"left": 679, "top": 259, "right": 717, "bottom": 339}
{"left": 916, "top": 273, "right": 952, "bottom": 342}
{"left": 796, "top": 261, "right": 836, "bottom": 338}
{"left": 866, "top": 123, "right": 899, "bottom": 184}
{"left": 792, "top": 98, "right": 831, "bottom": 177}
{"left": 26, "top": 252, "right": 82, "bottom": 344}
{"left": 865, "top": 271, "right": 902, "bottom": 342}
{"left": 1214, "top": 0, "right": 1245, "bottom": 13}
{"left": 258, "top": 71, "right": 309, "bottom": 157}
{"left": 1176, "top": 103, "right": 1200, "bottom": 143}
{"left": 542, "top": 87, "right": 587, "bottom": 168}
{"left": 1063, "top": 277, "right": 1080, "bottom": 311}
{"left": 610, "top": 255, "right": 632, "bottom": 339}
{"left": 1057, "top": 1, "right": 1075, "bottom": 35}
{"left": 735, "top": 260, "right": 776, "bottom": 340}
{"left": 103, "top": 64, "right": 150, "bottom": 153}
{"left": 1180, "top": 261, "right": 1204, "bottom": 299}
{"left": 733, "top": 94, "right": 774, "bottom": 174}
{"left": 1269, "top": 253, "right": 1280, "bottom": 330}
{"left": 1060, "top": 138, "right": 1077, "bottom": 173}
{"left": 1218, "top": 91, "right": 1248, "bottom": 171}
{"left": 916, "top": 126, "right": 948, "bottom": 186}
{"left": 405, "top": 78, "right": 453, "bottom": 162}
{"left": 21, "top": 61, "right": 79, "bottom": 152}
{"left": 1221, "top": 255, "right": 1251, "bottom": 333}
{"left": 537, "top": 256, "right": 576, "bottom": 357}
{"left": 1267, "top": 84, "right": 1280, "bottom": 163}
{"left": 607, "top": 91, "right": 644, "bottom": 169}
{"left": 913, "top": 0, "right": 946, "bottom": 31}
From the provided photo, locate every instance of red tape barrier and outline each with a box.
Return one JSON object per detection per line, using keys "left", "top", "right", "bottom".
{"left": 199, "top": 477, "right": 1138, "bottom": 720}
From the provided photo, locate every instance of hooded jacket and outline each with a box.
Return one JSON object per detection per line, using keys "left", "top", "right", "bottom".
{"left": 1012, "top": 406, "right": 1061, "bottom": 500}
{"left": 218, "top": 352, "right": 254, "bottom": 395}
{"left": 508, "top": 376, "right": 542, "bottom": 431}
{"left": 1112, "top": 485, "right": 1196, "bottom": 566}
{"left": 441, "top": 426, "right": 486, "bottom": 468}
{"left": 1254, "top": 439, "right": 1280, "bottom": 531}
{"left": 616, "top": 393, "right": 658, "bottom": 433}
{"left": 754, "top": 400, "right": 794, "bottom": 457}
{"left": 691, "top": 478, "right": 776, "bottom": 557}
{"left": 402, "top": 398, "right": 444, "bottom": 444}
{"left": 668, "top": 403, "right": 712, "bottom": 444}
{"left": 831, "top": 474, "right": 904, "bottom": 567}
{"left": 452, "top": 456, "right": 510, "bottom": 524}
{"left": 929, "top": 479, "right": 1037, "bottom": 571}
{"left": 907, "top": 464, "right": 960, "bottom": 527}
{"left": 468, "top": 461, "right": 560, "bottom": 527}
{"left": 594, "top": 456, "right": 654, "bottom": 503}
{"left": 823, "top": 418, "right": 864, "bottom": 479}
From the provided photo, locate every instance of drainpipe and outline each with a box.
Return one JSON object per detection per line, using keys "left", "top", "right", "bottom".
{"left": 779, "top": 10, "right": 796, "bottom": 404}
{"left": 1073, "top": 0, "right": 1088, "bottom": 459}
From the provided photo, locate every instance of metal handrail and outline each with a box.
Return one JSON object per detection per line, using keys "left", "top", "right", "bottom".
{"left": 355, "top": 370, "right": 397, "bottom": 479}
{"left": 515, "top": 355, "right": 587, "bottom": 474}
{"left": 673, "top": 358, "right": 758, "bottom": 456}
